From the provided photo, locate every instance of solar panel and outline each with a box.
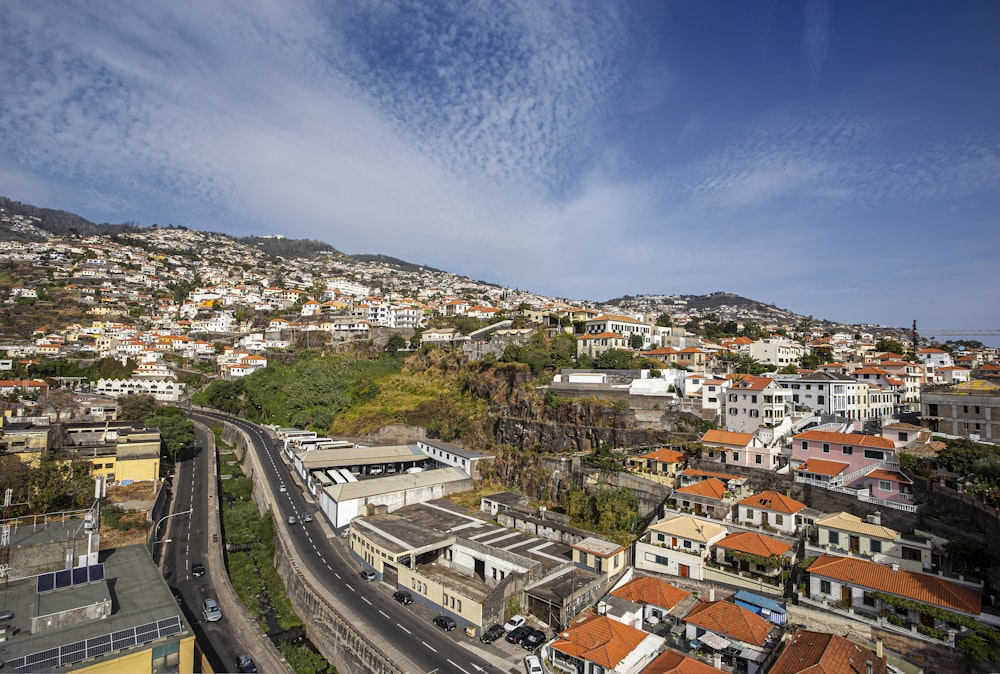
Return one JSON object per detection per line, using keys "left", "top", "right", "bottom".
{"left": 60, "top": 640, "right": 87, "bottom": 665}
{"left": 135, "top": 623, "right": 158, "bottom": 641}
{"left": 36, "top": 572, "right": 55, "bottom": 593}
{"left": 54, "top": 569, "right": 72, "bottom": 589}
{"left": 158, "top": 615, "right": 182, "bottom": 636}
{"left": 89, "top": 563, "right": 105, "bottom": 581}
{"left": 72, "top": 566, "right": 88, "bottom": 585}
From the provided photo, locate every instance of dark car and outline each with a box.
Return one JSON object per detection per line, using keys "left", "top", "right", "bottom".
{"left": 433, "top": 615, "right": 457, "bottom": 631}
{"left": 392, "top": 591, "right": 413, "bottom": 605}
{"left": 480, "top": 624, "right": 505, "bottom": 644}
{"left": 521, "top": 629, "right": 546, "bottom": 650}
{"left": 359, "top": 569, "right": 376, "bottom": 582}
{"left": 506, "top": 625, "right": 531, "bottom": 644}
{"left": 236, "top": 654, "right": 258, "bottom": 673}
{"left": 191, "top": 562, "right": 205, "bottom": 577}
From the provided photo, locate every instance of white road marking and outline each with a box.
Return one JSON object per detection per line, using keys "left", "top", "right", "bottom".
{"left": 345, "top": 584, "right": 355, "bottom": 592}
{"left": 334, "top": 572, "right": 341, "bottom": 579}
{"left": 397, "top": 624, "right": 411, "bottom": 634}
{"left": 362, "top": 596, "right": 372, "bottom": 605}
{"left": 422, "top": 641, "right": 436, "bottom": 653}
{"left": 379, "top": 610, "right": 390, "bottom": 619}
{"left": 448, "top": 660, "right": 470, "bottom": 674}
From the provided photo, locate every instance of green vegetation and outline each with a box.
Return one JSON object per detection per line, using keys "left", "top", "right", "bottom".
{"left": 279, "top": 642, "right": 334, "bottom": 674}
{"left": 101, "top": 504, "right": 149, "bottom": 532}
{"left": 0, "top": 457, "right": 95, "bottom": 513}
{"left": 562, "top": 487, "right": 643, "bottom": 545}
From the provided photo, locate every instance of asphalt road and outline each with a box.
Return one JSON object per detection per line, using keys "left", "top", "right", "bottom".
{"left": 157, "top": 427, "right": 246, "bottom": 674}
{"left": 193, "top": 410, "right": 519, "bottom": 674}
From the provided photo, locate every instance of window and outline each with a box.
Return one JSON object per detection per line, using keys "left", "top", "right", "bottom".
{"left": 864, "top": 449, "right": 884, "bottom": 460}
{"left": 152, "top": 641, "right": 180, "bottom": 673}
{"left": 878, "top": 480, "right": 892, "bottom": 492}
{"left": 755, "top": 454, "right": 762, "bottom": 464}
{"left": 863, "top": 592, "right": 876, "bottom": 607}
{"left": 828, "top": 531, "right": 839, "bottom": 545}
{"left": 729, "top": 408, "right": 738, "bottom": 415}
{"left": 870, "top": 540, "right": 882, "bottom": 553}
{"left": 775, "top": 514, "right": 784, "bottom": 526}
{"left": 732, "top": 452, "right": 739, "bottom": 462}
{"left": 683, "top": 540, "right": 692, "bottom": 549}
{"left": 751, "top": 395, "right": 757, "bottom": 403}
{"left": 901, "top": 546, "right": 922, "bottom": 561}
{"left": 822, "top": 444, "right": 830, "bottom": 454}
{"left": 842, "top": 446, "right": 853, "bottom": 455}
{"left": 801, "top": 441, "right": 809, "bottom": 451}
{"left": 818, "top": 395, "right": 825, "bottom": 404}
{"left": 820, "top": 580, "right": 831, "bottom": 594}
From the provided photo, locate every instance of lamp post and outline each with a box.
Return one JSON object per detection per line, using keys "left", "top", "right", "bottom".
{"left": 150, "top": 508, "right": 192, "bottom": 563}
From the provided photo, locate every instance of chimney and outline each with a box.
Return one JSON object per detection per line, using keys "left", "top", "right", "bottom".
{"left": 709, "top": 587, "right": 715, "bottom": 602}
{"left": 876, "top": 638, "right": 883, "bottom": 658}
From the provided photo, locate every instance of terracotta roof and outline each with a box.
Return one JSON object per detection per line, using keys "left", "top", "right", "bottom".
{"left": 768, "top": 629, "right": 886, "bottom": 674}
{"left": 727, "top": 375, "right": 775, "bottom": 391}
{"left": 549, "top": 614, "right": 651, "bottom": 669}
{"left": 684, "top": 600, "right": 773, "bottom": 646}
{"left": 864, "top": 469, "right": 912, "bottom": 484}
{"left": 715, "top": 531, "right": 793, "bottom": 557}
{"left": 610, "top": 576, "right": 690, "bottom": 610}
{"left": 701, "top": 429, "right": 755, "bottom": 447}
{"left": 676, "top": 478, "right": 728, "bottom": 500}
{"left": 638, "top": 448, "right": 687, "bottom": 463}
{"left": 643, "top": 649, "right": 726, "bottom": 674}
{"left": 579, "top": 331, "right": 626, "bottom": 340}
{"left": 807, "top": 555, "right": 981, "bottom": 615}
{"left": 737, "top": 490, "right": 806, "bottom": 514}
{"left": 682, "top": 469, "right": 742, "bottom": 481}
{"left": 793, "top": 430, "right": 895, "bottom": 449}
{"left": 794, "top": 459, "right": 849, "bottom": 477}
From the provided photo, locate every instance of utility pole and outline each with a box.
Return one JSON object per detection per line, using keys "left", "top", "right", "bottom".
{"left": 911, "top": 320, "right": 920, "bottom": 358}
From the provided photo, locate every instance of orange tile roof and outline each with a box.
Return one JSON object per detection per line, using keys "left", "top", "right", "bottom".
{"left": 644, "top": 649, "right": 726, "bottom": 674}
{"left": 737, "top": 490, "right": 806, "bottom": 514}
{"left": 794, "top": 459, "right": 849, "bottom": 477}
{"left": 676, "top": 478, "right": 728, "bottom": 499}
{"left": 684, "top": 600, "right": 773, "bottom": 646}
{"left": 769, "top": 630, "right": 886, "bottom": 674}
{"left": 579, "top": 331, "right": 626, "bottom": 340}
{"left": 865, "top": 469, "right": 912, "bottom": 484}
{"left": 715, "top": 531, "right": 792, "bottom": 557}
{"left": 638, "top": 448, "right": 687, "bottom": 463}
{"left": 793, "top": 430, "right": 895, "bottom": 449}
{"left": 701, "top": 429, "right": 755, "bottom": 447}
{"left": 610, "top": 576, "right": 690, "bottom": 610}
{"left": 682, "top": 469, "right": 742, "bottom": 481}
{"left": 807, "top": 555, "right": 981, "bottom": 615}
{"left": 550, "top": 614, "right": 652, "bottom": 669}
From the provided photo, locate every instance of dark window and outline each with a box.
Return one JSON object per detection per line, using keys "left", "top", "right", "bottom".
{"left": 901, "top": 547, "right": 922, "bottom": 561}
{"left": 820, "top": 580, "right": 831, "bottom": 594}
{"left": 842, "top": 446, "right": 853, "bottom": 455}
{"left": 864, "top": 449, "right": 884, "bottom": 460}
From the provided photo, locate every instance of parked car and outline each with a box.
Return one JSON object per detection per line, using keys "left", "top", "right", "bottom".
{"left": 524, "top": 654, "right": 543, "bottom": 674}
{"left": 302, "top": 512, "right": 314, "bottom": 522}
{"left": 433, "top": 615, "right": 457, "bottom": 631}
{"left": 480, "top": 624, "right": 505, "bottom": 644}
{"left": 202, "top": 598, "right": 222, "bottom": 622}
{"left": 522, "top": 629, "right": 546, "bottom": 650}
{"left": 506, "top": 625, "right": 531, "bottom": 645}
{"left": 191, "top": 562, "right": 205, "bottom": 577}
{"left": 236, "top": 654, "right": 258, "bottom": 673}
{"left": 359, "top": 569, "right": 376, "bottom": 582}
{"left": 392, "top": 591, "right": 413, "bottom": 605}
{"left": 504, "top": 614, "right": 526, "bottom": 632}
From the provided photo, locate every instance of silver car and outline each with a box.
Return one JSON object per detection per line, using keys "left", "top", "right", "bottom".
{"left": 202, "top": 598, "right": 222, "bottom": 622}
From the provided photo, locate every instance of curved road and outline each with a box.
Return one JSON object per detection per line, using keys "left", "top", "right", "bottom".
{"left": 192, "top": 410, "right": 515, "bottom": 674}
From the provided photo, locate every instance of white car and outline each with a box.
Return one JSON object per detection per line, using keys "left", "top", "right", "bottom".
{"left": 504, "top": 615, "right": 526, "bottom": 632}
{"left": 202, "top": 598, "right": 222, "bottom": 622}
{"left": 524, "top": 654, "right": 543, "bottom": 674}
{"left": 279, "top": 484, "right": 287, "bottom": 493}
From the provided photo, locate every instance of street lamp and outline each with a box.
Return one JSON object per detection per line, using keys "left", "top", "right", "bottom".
{"left": 152, "top": 538, "right": 173, "bottom": 551}
{"left": 150, "top": 508, "right": 193, "bottom": 554}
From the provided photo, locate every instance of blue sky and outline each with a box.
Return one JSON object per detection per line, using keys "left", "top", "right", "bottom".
{"left": 2, "top": 1, "right": 998, "bottom": 337}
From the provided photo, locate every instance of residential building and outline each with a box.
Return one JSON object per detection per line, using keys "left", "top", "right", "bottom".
{"left": 627, "top": 447, "right": 688, "bottom": 487}
{"left": 642, "top": 648, "right": 726, "bottom": 674}
{"left": 734, "top": 491, "right": 806, "bottom": 536}
{"left": 548, "top": 613, "right": 664, "bottom": 674}
{"left": 776, "top": 371, "right": 866, "bottom": 420}
{"left": 708, "top": 532, "right": 796, "bottom": 594}
{"left": 699, "top": 429, "right": 781, "bottom": 471}
{"left": 747, "top": 338, "right": 805, "bottom": 368}
{"left": 678, "top": 468, "right": 751, "bottom": 497}
{"left": 578, "top": 331, "right": 631, "bottom": 359}
{"left": 722, "top": 375, "right": 791, "bottom": 439}
{"left": 683, "top": 600, "right": 779, "bottom": 674}
{"left": 808, "top": 512, "right": 937, "bottom": 573}
{"left": 768, "top": 629, "right": 886, "bottom": 674}
{"left": 585, "top": 314, "right": 653, "bottom": 347}
{"left": 607, "top": 575, "right": 694, "bottom": 629}
{"left": 670, "top": 478, "right": 733, "bottom": 520}
{"left": 634, "top": 515, "right": 728, "bottom": 580}
{"left": 921, "top": 379, "right": 1000, "bottom": 442}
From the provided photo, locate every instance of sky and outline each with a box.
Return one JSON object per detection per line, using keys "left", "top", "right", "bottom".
{"left": 2, "top": 1, "right": 999, "bottom": 337}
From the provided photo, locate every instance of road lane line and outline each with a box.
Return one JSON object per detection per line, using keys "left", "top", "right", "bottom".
{"left": 422, "top": 641, "right": 437, "bottom": 653}
{"left": 361, "top": 596, "right": 372, "bottom": 605}
{"left": 345, "top": 583, "right": 355, "bottom": 592}
{"left": 334, "top": 572, "right": 341, "bottom": 579}
{"left": 448, "top": 660, "right": 470, "bottom": 674}
{"left": 397, "top": 624, "right": 411, "bottom": 634}
{"left": 379, "top": 610, "right": 390, "bottom": 619}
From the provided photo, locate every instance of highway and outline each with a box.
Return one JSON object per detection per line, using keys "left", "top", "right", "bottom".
{"left": 157, "top": 426, "right": 247, "bottom": 674}
{"left": 192, "top": 410, "right": 516, "bottom": 674}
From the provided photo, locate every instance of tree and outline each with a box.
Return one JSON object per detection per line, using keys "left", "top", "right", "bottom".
{"left": 629, "top": 334, "right": 644, "bottom": 350}
{"left": 385, "top": 333, "right": 407, "bottom": 356}
{"left": 654, "top": 313, "right": 672, "bottom": 327}
{"left": 875, "top": 338, "right": 906, "bottom": 355}
{"left": 118, "top": 394, "right": 158, "bottom": 423}
{"left": 147, "top": 407, "right": 196, "bottom": 464}
{"left": 596, "top": 349, "right": 635, "bottom": 370}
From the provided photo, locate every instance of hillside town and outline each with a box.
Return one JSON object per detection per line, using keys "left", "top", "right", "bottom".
{"left": 2, "top": 205, "right": 1000, "bottom": 674}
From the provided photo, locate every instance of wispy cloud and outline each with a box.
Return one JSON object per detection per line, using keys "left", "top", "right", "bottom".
{"left": 802, "top": 0, "right": 832, "bottom": 82}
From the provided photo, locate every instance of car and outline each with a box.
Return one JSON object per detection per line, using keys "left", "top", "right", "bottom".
{"left": 287, "top": 515, "right": 297, "bottom": 525}
{"left": 191, "top": 562, "right": 205, "bottom": 577}
{"left": 521, "top": 629, "right": 546, "bottom": 650}
{"left": 302, "top": 512, "right": 314, "bottom": 523}
{"left": 504, "top": 614, "right": 526, "bottom": 632}
{"left": 506, "top": 625, "right": 531, "bottom": 645}
{"left": 236, "top": 654, "right": 258, "bottom": 673}
{"left": 433, "top": 615, "right": 457, "bottom": 631}
{"left": 524, "top": 654, "right": 543, "bottom": 674}
{"left": 392, "top": 591, "right": 413, "bottom": 605}
{"left": 279, "top": 484, "right": 287, "bottom": 492}
{"left": 339, "top": 527, "right": 350, "bottom": 538}
{"left": 480, "top": 623, "right": 505, "bottom": 644}
{"left": 359, "top": 569, "right": 376, "bottom": 582}
{"left": 202, "top": 598, "right": 222, "bottom": 622}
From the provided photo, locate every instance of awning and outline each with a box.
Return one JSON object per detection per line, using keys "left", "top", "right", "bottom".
{"left": 698, "top": 632, "right": 732, "bottom": 651}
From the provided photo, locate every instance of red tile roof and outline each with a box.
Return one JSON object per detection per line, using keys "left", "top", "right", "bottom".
{"left": 643, "top": 649, "right": 726, "bottom": 674}
{"left": 638, "top": 448, "right": 687, "bottom": 463}
{"left": 715, "top": 531, "right": 793, "bottom": 557}
{"left": 610, "top": 576, "right": 690, "bottom": 610}
{"left": 737, "top": 490, "right": 806, "bottom": 514}
{"left": 550, "top": 614, "right": 652, "bottom": 669}
{"left": 769, "top": 630, "right": 886, "bottom": 674}
{"left": 807, "top": 555, "right": 981, "bottom": 615}
{"left": 676, "top": 478, "right": 727, "bottom": 500}
{"left": 701, "top": 429, "right": 755, "bottom": 447}
{"left": 793, "top": 430, "right": 895, "bottom": 449}
{"left": 682, "top": 469, "right": 742, "bottom": 481}
{"left": 684, "top": 601, "right": 773, "bottom": 646}
{"left": 864, "top": 469, "right": 912, "bottom": 484}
